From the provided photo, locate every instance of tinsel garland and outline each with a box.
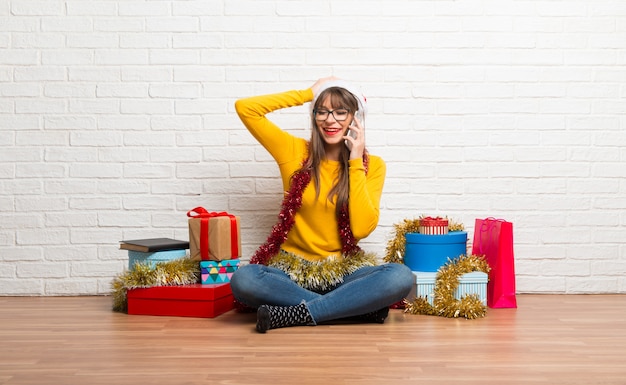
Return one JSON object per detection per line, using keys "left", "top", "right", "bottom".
{"left": 111, "top": 257, "right": 200, "bottom": 313}
{"left": 383, "top": 218, "right": 420, "bottom": 264}
{"left": 383, "top": 215, "right": 465, "bottom": 264}
{"left": 250, "top": 149, "right": 369, "bottom": 266}
{"left": 268, "top": 249, "right": 378, "bottom": 291}
{"left": 249, "top": 168, "right": 311, "bottom": 266}
{"left": 404, "top": 254, "right": 490, "bottom": 320}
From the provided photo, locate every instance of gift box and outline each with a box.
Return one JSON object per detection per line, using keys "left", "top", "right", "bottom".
{"left": 127, "top": 284, "right": 234, "bottom": 318}
{"left": 128, "top": 249, "right": 187, "bottom": 269}
{"left": 418, "top": 216, "right": 449, "bottom": 235}
{"left": 200, "top": 259, "right": 240, "bottom": 284}
{"left": 404, "top": 231, "right": 467, "bottom": 272}
{"left": 187, "top": 207, "right": 242, "bottom": 261}
{"left": 412, "top": 271, "right": 487, "bottom": 306}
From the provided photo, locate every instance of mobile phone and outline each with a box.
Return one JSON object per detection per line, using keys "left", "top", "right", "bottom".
{"left": 353, "top": 110, "right": 363, "bottom": 125}
{"left": 345, "top": 129, "right": 357, "bottom": 150}
{"left": 345, "top": 110, "right": 362, "bottom": 150}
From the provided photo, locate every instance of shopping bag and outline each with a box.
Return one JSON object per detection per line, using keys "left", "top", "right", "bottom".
{"left": 472, "top": 218, "right": 517, "bottom": 308}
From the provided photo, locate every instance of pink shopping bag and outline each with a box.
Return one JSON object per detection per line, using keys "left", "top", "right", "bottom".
{"left": 472, "top": 218, "right": 517, "bottom": 308}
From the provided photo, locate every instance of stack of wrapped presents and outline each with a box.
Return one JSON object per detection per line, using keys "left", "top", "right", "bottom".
{"left": 122, "top": 209, "right": 242, "bottom": 318}
{"left": 404, "top": 217, "right": 487, "bottom": 305}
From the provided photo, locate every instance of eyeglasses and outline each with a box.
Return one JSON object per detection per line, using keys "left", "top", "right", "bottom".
{"left": 313, "top": 108, "right": 350, "bottom": 122}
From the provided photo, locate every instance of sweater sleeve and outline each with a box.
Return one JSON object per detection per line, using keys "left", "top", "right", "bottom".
{"left": 234, "top": 89, "right": 313, "bottom": 164}
{"left": 348, "top": 155, "right": 386, "bottom": 240}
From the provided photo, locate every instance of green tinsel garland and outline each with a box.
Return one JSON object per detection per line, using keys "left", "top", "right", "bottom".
{"left": 111, "top": 257, "right": 200, "bottom": 313}
{"left": 404, "top": 254, "right": 491, "bottom": 320}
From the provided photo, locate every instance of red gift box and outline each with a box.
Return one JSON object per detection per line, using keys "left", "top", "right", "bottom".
{"left": 419, "top": 216, "right": 449, "bottom": 235}
{"left": 127, "top": 284, "right": 234, "bottom": 318}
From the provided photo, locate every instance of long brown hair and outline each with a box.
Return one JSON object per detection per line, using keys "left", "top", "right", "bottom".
{"left": 302, "top": 87, "right": 359, "bottom": 215}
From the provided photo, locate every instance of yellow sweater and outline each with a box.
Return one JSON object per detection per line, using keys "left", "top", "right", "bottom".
{"left": 235, "top": 89, "right": 386, "bottom": 262}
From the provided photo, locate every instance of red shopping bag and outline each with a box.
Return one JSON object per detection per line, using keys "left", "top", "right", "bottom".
{"left": 472, "top": 218, "right": 517, "bottom": 308}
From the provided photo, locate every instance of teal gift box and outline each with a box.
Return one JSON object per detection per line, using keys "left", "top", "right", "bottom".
{"left": 412, "top": 271, "right": 487, "bottom": 306}
{"left": 200, "top": 259, "right": 240, "bottom": 284}
{"left": 128, "top": 249, "right": 187, "bottom": 269}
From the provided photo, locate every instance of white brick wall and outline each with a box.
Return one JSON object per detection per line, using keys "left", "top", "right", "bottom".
{"left": 1, "top": 0, "right": 625, "bottom": 295}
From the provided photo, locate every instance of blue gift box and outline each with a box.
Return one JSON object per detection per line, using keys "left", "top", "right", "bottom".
{"left": 404, "top": 231, "right": 468, "bottom": 272}
{"left": 200, "top": 259, "right": 240, "bottom": 284}
{"left": 128, "top": 249, "right": 187, "bottom": 269}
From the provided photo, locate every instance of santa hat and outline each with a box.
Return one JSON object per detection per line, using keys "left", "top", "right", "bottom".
{"left": 310, "top": 79, "right": 367, "bottom": 118}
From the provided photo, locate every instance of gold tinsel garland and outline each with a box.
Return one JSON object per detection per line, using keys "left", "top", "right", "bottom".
{"left": 404, "top": 254, "right": 490, "bottom": 320}
{"left": 111, "top": 257, "right": 200, "bottom": 313}
{"left": 268, "top": 250, "right": 378, "bottom": 291}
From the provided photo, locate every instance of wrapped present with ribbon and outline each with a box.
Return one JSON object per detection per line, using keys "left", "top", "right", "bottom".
{"left": 187, "top": 207, "right": 242, "bottom": 261}
{"left": 419, "top": 216, "right": 449, "bottom": 235}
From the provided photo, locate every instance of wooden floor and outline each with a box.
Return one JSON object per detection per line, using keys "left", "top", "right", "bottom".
{"left": 1, "top": 295, "right": 625, "bottom": 385}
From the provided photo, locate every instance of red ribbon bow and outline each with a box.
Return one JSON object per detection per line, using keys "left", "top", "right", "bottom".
{"left": 187, "top": 207, "right": 239, "bottom": 260}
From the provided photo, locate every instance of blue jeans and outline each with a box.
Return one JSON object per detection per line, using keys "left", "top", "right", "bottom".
{"left": 230, "top": 263, "right": 414, "bottom": 324}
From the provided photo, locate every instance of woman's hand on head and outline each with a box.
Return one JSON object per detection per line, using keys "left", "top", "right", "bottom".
{"left": 311, "top": 76, "right": 340, "bottom": 95}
